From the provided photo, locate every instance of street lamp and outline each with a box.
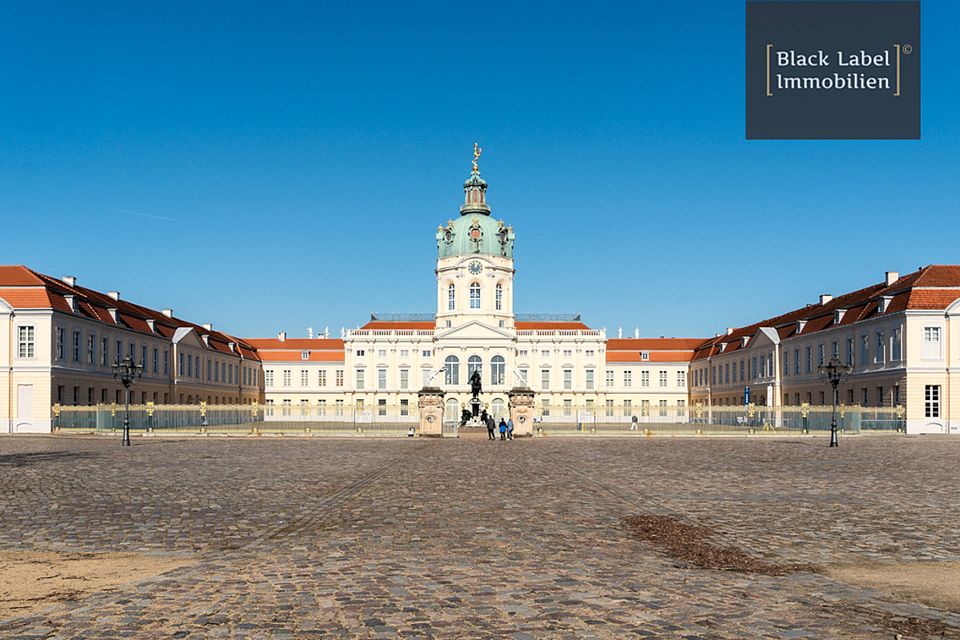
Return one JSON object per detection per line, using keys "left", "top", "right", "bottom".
{"left": 112, "top": 355, "right": 143, "bottom": 446}
{"left": 818, "top": 355, "right": 852, "bottom": 448}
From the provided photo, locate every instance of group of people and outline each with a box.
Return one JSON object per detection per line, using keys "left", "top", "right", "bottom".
{"left": 480, "top": 409, "right": 514, "bottom": 440}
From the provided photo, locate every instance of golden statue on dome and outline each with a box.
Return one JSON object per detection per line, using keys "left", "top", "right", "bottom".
{"left": 472, "top": 142, "right": 482, "bottom": 172}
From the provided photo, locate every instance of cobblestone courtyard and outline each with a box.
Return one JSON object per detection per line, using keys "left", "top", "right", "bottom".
{"left": 1, "top": 435, "right": 959, "bottom": 639}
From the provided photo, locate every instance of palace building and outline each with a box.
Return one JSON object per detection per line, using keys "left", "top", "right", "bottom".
{"left": 0, "top": 267, "right": 263, "bottom": 433}
{"left": 247, "top": 150, "right": 699, "bottom": 430}
{"left": 4, "top": 149, "right": 960, "bottom": 436}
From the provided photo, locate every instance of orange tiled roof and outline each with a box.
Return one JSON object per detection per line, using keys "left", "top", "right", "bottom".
{"left": 607, "top": 338, "right": 703, "bottom": 350}
{"left": 245, "top": 338, "right": 345, "bottom": 350}
{"left": 0, "top": 265, "right": 260, "bottom": 361}
{"left": 257, "top": 350, "right": 345, "bottom": 362}
{"left": 606, "top": 351, "right": 695, "bottom": 363}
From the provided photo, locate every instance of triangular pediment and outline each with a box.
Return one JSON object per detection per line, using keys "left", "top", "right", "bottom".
{"left": 434, "top": 319, "right": 514, "bottom": 341}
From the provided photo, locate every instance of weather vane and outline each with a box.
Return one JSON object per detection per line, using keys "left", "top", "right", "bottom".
{"left": 472, "top": 142, "right": 482, "bottom": 172}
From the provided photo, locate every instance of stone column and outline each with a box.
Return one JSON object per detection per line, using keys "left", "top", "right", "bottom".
{"left": 508, "top": 387, "right": 535, "bottom": 437}
{"left": 417, "top": 387, "right": 445, "bottom": 437}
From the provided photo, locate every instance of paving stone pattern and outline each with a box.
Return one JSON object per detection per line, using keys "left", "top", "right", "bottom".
{"left": 0, "top": 435, "right": 959, "bottom": 639}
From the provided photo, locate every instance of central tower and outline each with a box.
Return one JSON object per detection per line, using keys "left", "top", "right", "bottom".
{"left": 434, "top": 145, "right": 516, "bottom": 330}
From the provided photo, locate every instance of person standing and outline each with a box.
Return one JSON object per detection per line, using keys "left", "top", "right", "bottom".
{"left": 506, "top": 417, "right": 514, "bottom": 440}
{"left": 498, "top": 418, "right": 507, "bottom": 440}
{"left": 486, "top": 414, "right": 496, "bottom": 440}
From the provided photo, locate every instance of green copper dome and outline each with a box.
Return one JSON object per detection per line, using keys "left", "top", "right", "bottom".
{"left": 436, "top": 156, "right": 515, "bottom": 259}
{"left": 436, "top": 213, "right": 515, "bottom": 259}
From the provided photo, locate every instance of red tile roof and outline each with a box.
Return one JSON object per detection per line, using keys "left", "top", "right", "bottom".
{"left": 258, "top": 350, "right": 345, "bottom": 362}
{"left": 0, "top": 265, "right": 259, "bottom": 361}
{"left": 245, "top": 338, "right": 345, "bottom": 350}
{"left": 606, "top": 351, "right": 695, "bottom": 363}
{"left": 361, "top": 321, "right": 435, "bottom": 330}
{"left": 607, "top": 338, "right": 703, "bottom": 351}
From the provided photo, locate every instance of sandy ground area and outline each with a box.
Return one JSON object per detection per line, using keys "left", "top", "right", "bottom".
{"left": 826, "top": 562, "right": 960, "bottom": 612}
{"left": 0, "top": 550, "right": 189, "bottom": 620}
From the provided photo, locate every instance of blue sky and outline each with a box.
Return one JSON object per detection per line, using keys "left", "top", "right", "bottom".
{"left": 2, "top": 1, "right": 957, "bottom": 339}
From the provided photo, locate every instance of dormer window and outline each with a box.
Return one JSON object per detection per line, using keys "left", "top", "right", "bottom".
{"left": 301, "top": 351, "right": 310, "bottom": 360}
{"left": 64, "top": 295, "right": 77, "bottom": 313}
{"left": 834, "top": 309, "right": 846, "bottom": 324}
{"left": 146, "top": 319, "right": 156, "bottom": 333}
{"left": 640, "top": 351, "right": 649, "bottom": 361}
{"left": 797, "top": 320, "right": 807, "bottom": 334}
{"left": 741, "top": 336, "right": 750, "bottom": 348}
{"left": 719, "top": 342, "right": 728, "bottom": 353}
{"left": 879, "top": 296, "right": 893, "bottom": 313}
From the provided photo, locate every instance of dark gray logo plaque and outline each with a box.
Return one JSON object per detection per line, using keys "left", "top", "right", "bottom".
{"left": 746, "top": 1, "right": 920, "bottom": 139}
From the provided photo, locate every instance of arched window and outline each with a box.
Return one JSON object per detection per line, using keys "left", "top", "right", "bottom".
{"left": 469, "top": 283, "right": 481, "bottom": 309}
{"left": 495, "top": 283, "right": 503, "bottom": 310}
{"left": 444, "top": 355, "right": 460, "bottom": 385}
{"left": 490, "top": 355, "right": 505, "bottom": 385}
{"left": 468, "top": 355, "right": 482, "bottom": 380}
{"left": 491, "top": 398, "right": 505, "bottom": 420}
{"left": 448, "top": 284, "right": 455, "bottom": 311}
{"left": 444, "top": 397, "right": 459, "bottom": 423}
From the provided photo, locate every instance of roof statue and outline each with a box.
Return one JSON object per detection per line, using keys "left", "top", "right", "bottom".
{"left": 472, "top": 142, "right": 482, "bottom": 172}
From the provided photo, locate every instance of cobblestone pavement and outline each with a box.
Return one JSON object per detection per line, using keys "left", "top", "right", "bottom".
{"left": 1, "top": 435, "right": 959, "bottom": 639}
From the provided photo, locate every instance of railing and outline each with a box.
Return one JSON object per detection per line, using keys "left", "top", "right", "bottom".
{"left": 515, "top": 330, "right": 603, "bottom": 337}
{"left": 348, "top": 329, "right": 435, "bottom": 337}
{"left": 534, "top": 405, "right": 906, "bottom": 435}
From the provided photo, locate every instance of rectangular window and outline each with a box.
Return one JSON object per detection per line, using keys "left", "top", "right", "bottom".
{"left": 72, "top": 330, "right": 81, "bottom": 362}
{"left": 677, "top": 370, "right": 686, "bottom": 387}
{"left": 563, "top": 369, "right": 572, "bottom": 390}
{"left": 606, "top": 370, "right": 614, "bottom": 387}
{"left": 398, "top": 368, "right": 408, "bottom": 390}
{"left": 400, "top": 349, "right": 409, "bottom": 357}
{"left": 605, "top": 399, "right": 614, "bottom": 417}
{"left": 541, "top": 399, "right": 550, "bottom": 417}
{"left": 724, "top": 363, "right": 730, "bottom": 384}
{"left": 624, "top": 370, "right": 632, "bottom": 387}
{"left": 541, "top": 369, "right": 550, "bottom": 390}
{"left": 282, "top": 399, "right": 291, "bottom": 416}
{"left": 378, "top": 368, "right": 387, "bottom": 390}
{"left": 519, "top": 367, "right": 529, "bottom": 386}
{"left": 335, "top": 399, "right": 344, "bottom": 416}
{"left": 282, "top": 369, "right": 291, "bottom": 387}
{"left": 562, "top": 349, "right": 572, "bottom": 358}
{"left": 301, "top": 351, "right": 309, "bottom": 360}
{"left": 163, "top": 350, "right": 169, "bottom": 375}
{"left": 55, "top": 327, "right": 64, "bottom": 360}
{"left": 300, "top": 399, "right": 309, "bottom": 416}
{"left": 178, "top": 353, "right": 184, "bottom": 376}
{"left": 793, "top": 351, "right": 799, "bottom": 375}
{"left": 563, "top": 399, "right": 572, "bottom": 416}
{"left": 624, "top": 399, "right": 633, "bottom": 417}
{"left": 659, "top": 370, "right": 668, "bottom": 387}
{"left": 448, "top": 286, "right": 455, "bottom": 311}
{"left": 677, "top": 399, "right": 686, "bottom": 416}
{"left": 860, "top": 335, "right": 869, "bottom": 365}
{"left": 377, "top": 349, "right": 386, "bottom": 358}
{"left": 640, "top": 370, "right": 648, "bottom": 387}
{"left": 892, "top": 327, "right": 902, "bottom": 361}
{"left": 783, "top": 350, "right": 789, "bottom": 376}
{"left": 925, "top": 385, "right": 941, "bottom": 418}
{"left": 87, "top": 335, "right": 96, "bottom": 364}
{"left": 318, "top": 370, "right": 327, "bottom": 386}
{"left": 922, "top": 326, "right": 942, "bottom": 359}
{"left": 846, "top": 338, "right": 854, "bottom": 366}
{"left": 658, "top": 400, "right": 667, "bottom": 417}
{"left": 875, "top": 332, "right": 885, "bottom": 364}
{"left": 336, "top": 369, "right": 344, "bottom": 387}
{"left": 187, "top": 354, "right": 193, "bottom": 377}
{"left": 141, "top": 345, "right": 147, "bottom": 369}
{"left": 355, "top": 369, "right": 365, "bottom": 390}
{"left": 378, "top": 399, "right": 387, "bottom": 417}
{"left": 805, "top": 347, "right": 812, "bottom": 373}
{"left": 400, "top": 399, "right": 409, "bottom": 416}
{"left": 469, "top": 285, "right": 480, "bottom": 309}
{"left": 832, "top": 341, "right": 839, "bottom": 358}
{"left": 214, "top": 360, "right": 220, "bottom": 382}
{"left": 17, "top": 326, "right": 36, "bottom": 358}
{"left": 301, "top": 370, "right": 309, "bottom": 387}
{"left": 101, "top": 337, "right": 109, "bottom": 366}
{"left": 422, "top": 350, "right": 431, "bottom": 357}
{"left": 585, "top": 369, "right": 594, "bottom": 390}
{"left": 154, "top": 348, "right": 159, "bottom": 374}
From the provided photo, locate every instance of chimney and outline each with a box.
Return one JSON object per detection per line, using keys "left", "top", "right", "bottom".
{"left": 726, "top": 327, "right": 734, "bottom": 335}
{"left": 64, "top": 294, "right": 77, "bottom": 312}
{"left": 162, "top": 308, "right": 173, "bottom": 318}
{"left": 885, "top": 271, "right": 900, "bottom": 286}
{"left": 634, "top": 327, "right": 640, "bottom": 339}
{"left": 819, "top": 294, "right": 833, "bottom": 305}
{"left": 62, "top": 276, "right": 77, "bottom": 287}
{"left": 278, "top": 331, "right": 287, "bottom": 342}
{"left": 202, "top": 323, "right": 213, "bottom": 331}
{"left": 617, "top": 327, "right": 622, "bottom": 339}
{"left": 107, "top": 291, "right": 120, "bottom": 301}
{"left": 307, "top": 326, "right": 314, "bottom": 339}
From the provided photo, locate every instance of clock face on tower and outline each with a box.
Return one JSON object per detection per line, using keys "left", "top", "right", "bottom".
{"left": 468, "top": 261, "right": 483, "bottom": 275}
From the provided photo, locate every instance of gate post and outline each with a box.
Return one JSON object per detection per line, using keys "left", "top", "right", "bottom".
{"left": 508, "top": 387, "right": 536, "bottom": 437}
{"left": 417, "top": 387, "right": 444, "bottom": 437}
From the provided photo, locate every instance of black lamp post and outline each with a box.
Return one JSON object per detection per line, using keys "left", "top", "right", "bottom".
{"left": 818, "top": 355, "right": 852, "bottom": 448}
{"left": 112, "top": 355, "right": 143, "bottom": 446}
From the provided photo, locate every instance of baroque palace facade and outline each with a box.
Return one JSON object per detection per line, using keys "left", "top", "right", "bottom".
{"left": 248, "top": 153, "right": 698, "bottom": 430}
{"left": 3, "top": 151, "right": 960, "bottom": 435}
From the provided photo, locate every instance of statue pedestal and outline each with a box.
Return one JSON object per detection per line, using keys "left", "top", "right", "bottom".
{"left": 417, "top": 387, "right": 444, "bottom": 437}
{"left": 508, "top": 387, "right": 536, "bottom": 437}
